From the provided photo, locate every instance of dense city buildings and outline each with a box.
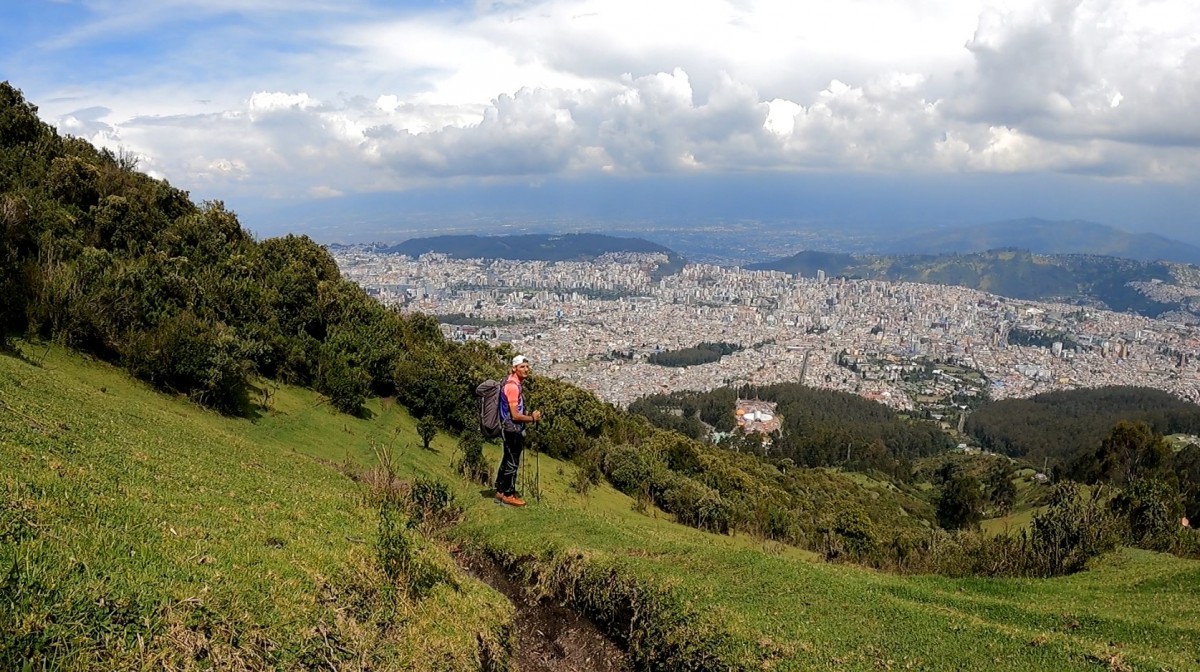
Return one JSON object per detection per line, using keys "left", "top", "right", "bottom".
{"left": 334, "top": 247, "right": 1200, "bottom": 410}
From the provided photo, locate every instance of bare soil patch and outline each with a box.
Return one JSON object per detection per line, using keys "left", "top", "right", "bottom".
{"left": 456, "top": 552, "right": 633, "bottom": 672}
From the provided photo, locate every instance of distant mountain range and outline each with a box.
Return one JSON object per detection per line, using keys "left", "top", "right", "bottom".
{"left": 383, "top": 233, "right": 675, "bottom": 261}
{"left": 748, "top": 248, "right": 1200, "bottom": 321}
{"left": 373, "top": 224, "right": 1200, "bottom": 322}
{"left": 881, "top": 218, "right": 1200, "bottom": 265}
{"left": 379, "top": 233, "right": 687, "bottom": 276}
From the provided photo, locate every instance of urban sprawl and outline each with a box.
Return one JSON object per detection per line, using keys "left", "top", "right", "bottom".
{"left": 334, "top": 248, "right": 1200, "bottom": 412}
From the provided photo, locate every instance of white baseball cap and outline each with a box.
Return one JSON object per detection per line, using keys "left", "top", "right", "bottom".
{"left": 512, "top": 355, "right": 529, "bottom": 366}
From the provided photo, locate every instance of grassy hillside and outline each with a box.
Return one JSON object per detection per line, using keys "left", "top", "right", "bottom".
{"left": 0, "top": 343, "right": 510, "bottom": 670}
{"left": 5, "top": 344, "right": 1200, "bottom": 671}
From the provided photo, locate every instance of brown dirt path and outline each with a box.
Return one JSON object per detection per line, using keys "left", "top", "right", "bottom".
{"left": 456, "top": 552, "right": 633, "bottom": 672}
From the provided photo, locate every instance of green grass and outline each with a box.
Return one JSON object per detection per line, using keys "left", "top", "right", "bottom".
{"left": 980, "top": 506, "right": 1043, "bottom": 536}
{"left": 5, "top": 343, "right": 1200, "bottom": 671}
{"left": 0, "top": 344, "right": 509, "bottom": 670}
{"left": 980, "top": 474, "right": 1052, "bottom": 537}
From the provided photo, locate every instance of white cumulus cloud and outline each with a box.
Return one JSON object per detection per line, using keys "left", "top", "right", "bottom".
{"left": 13, "top": 0, "right": 1200, "bottom": 201}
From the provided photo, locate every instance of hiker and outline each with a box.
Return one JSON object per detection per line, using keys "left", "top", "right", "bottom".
{"left": 495, "top": 354, "right": 542, "bottom": 507}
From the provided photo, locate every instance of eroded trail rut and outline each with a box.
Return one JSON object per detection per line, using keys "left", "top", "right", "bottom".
{"left": 456, "top": 553, "right": 633, "bottom": 672}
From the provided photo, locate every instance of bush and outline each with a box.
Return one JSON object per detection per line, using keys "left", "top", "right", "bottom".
{"left": 417, "top": 415, "right": 439, "bottom": 450}
{"left": 936, "top": 471, "right": 983, "bottom": 530}
{"left": 602, "top": 444, "right": 661, "bottom": 495}
{"left": 1110, "top": 478, "right": 1183, "bottom": 551}
{"left": 455, "top": 432, "right": 492, "bottom": 486}
{"left": 316, "top": 347, "right": 369, "bottom": 415}
{"left": 758, "top": 499, "right": 803, "bottom": 544}
{"left": 1026, "top": 483, "right": 1121, "bottom": 577}
{"left": 820, "top": 508, "right": 878, "bottom": 562}
{"left": 570, "top": 446, "right": 604, "bottom": 496}
{"left": 124, "top": 310, "right": 250, "bottom": 414}
{"left": 660, "top": 477, "right": 730, "bottom": 533}
{"left": 1174, "top": 526, "right": 1200, "bottom": 559}
{"left": 407, "top": 478, "right": 462, "bottom": 533}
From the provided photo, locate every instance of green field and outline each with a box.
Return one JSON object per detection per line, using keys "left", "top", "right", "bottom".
{"left": 4, "top": 344, "right": 1200, "bottom": 671}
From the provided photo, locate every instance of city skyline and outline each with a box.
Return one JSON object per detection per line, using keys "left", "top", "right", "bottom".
{"left": 332, "top": 247, "right": 1200, "bottom": 410}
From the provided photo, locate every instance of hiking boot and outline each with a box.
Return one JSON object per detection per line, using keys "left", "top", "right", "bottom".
{"left": 495, "top": 492, "right": 526, "bottom": 507}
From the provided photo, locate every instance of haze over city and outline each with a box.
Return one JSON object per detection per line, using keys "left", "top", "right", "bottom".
{"left": 3, "top": 0, "right": 1199, "bottom": 244}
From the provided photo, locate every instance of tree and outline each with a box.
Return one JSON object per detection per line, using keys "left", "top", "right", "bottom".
{"left": 1095, "top": 420, "right": 1171, "bottom": 485}
{"left": 455, "top": 431, "right": 491, "bottom": 485}
{"left": 417, "top": 415, "right": 439, "bottom": 451}
{"left": 316, "top": 347, "right": 369, "bottom": 415}
{"left": 1111, "top": 478, "right": 1183, "bottom": 550}
{"left": 1172, "top": 443, "right": 1200, "bottom": 521}
{"left": 985, "top": 462, "right": 1018, "bottom": 515}
{"left": 0, "top": 81, "right": 51, "bottom": 151}
{"left": 0, "top": 194, "right": 30, "bottom": 341}
{"left": 937, "top": 471, "right": 983, "bottom": 530}
{"left": 1028, "top": 482, "right": 1121, "bottom": 576}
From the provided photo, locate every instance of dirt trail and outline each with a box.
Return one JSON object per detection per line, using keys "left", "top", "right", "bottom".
{"left": 456, "top": 553, "right": 633, "bottom": 672}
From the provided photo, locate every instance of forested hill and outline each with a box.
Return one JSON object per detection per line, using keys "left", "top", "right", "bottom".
{"left": 1, "top": 81, "right": 521, "bottom": 421}
{"left": 380, "top": 233, "right": 686, "bottom": 276}
{"left": 964, "top": 386, "right": 1200, "bottom": 470}
{"left": 7, "top": 77, "right": 1197, "bottom": 559}
{"left": 631, "top": 383, "right": 955, "bottom": 481}
{"left": 748, "top": 248, "right": 1196, "bottom": 320}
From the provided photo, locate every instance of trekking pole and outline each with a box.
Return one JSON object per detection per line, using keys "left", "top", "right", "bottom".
{"left": 534, "top": 417, "right": 541, "bottom": 504}
{"left": 520, "top": 445, "right": 527, "bottom": 497}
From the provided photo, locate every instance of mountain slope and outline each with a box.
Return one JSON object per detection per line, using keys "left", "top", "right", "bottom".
{"left": 748, "top": 248, "right": 1192, "bottom": 319}
{"left": 0, "top": 344, "right": 509, "bottom": 670}
{"left": 380, "top": 233, "right": 687, "bottom": 276}
{"left": 5, "top": 344, "right": 1200, "bottom": 671}
{"left": 885, "top": 218, "right": 1200, "bottom": 265}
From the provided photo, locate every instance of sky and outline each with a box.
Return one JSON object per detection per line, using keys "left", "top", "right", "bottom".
{"left": 2, "top": 0, "right": 1199, "bottom": 244}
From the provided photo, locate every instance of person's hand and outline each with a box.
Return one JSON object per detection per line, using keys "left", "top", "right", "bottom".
{"left": 532, "top": 410, "right": 542, "bottom": 422}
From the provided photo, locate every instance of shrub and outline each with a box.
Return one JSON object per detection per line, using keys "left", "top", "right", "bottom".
{"left": 602, "top": 444, "right": 660, "bottom": 495}
{"left": 1174, "top": 527, "right": 1200, "bottom": 559}
{"left": 661, "top": 477, "right": 730, "bottom": 533}
{"left": 407, "top": 478, "right": 462, "bottom": 533}
{"left": 754, "top": 499, "right": 803, "bottom": 544}
{"left": 570, "top": 445, "right": 604, "bottom": 496}
{"left": 936, "top": 471, "right": 983, "bottom": 530}
{"left": 821, "top": 508, "right": 878, "bottom": 562}
{"left": 417, "top": 415, "right": 439, "bottom": 450}
{"left": 316, "top": 347, "right": 369, "bottom": 415}
{"left": 1110, "top": 478, "right": 1183, "bottom": 551}
{"left": 1026, "top": 483, "right": 1121, "bottom": 577}
{"left": 124, "top": 310, "right": 250, "bottom": 414}
{"left": 455, "top": 432, "right": 492, "bottom": 486}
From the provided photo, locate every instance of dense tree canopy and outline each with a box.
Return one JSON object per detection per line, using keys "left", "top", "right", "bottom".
{"left": 0, "top": 81, "right": 492, "bottom": 417}
{"left": 631, "top": 382, "right": 954, "bottom": 480}
{"left": 964, "top": 386, "right": 1200, "bottom": 468}
{"left": 646, "top": 341, "right": 743, "bottom": 367}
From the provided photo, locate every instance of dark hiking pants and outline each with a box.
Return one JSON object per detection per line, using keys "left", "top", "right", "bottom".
{"left": 495, "top": 429, "right": 525, "bottom": 495}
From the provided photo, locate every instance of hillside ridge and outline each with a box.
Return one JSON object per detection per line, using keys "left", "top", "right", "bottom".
{"left": 6, "top": 345, "right": 1200, "bottom": 671}
{"left": 883, "top": 218, "right": 1200, "bottom": 265}
{"left": 748, "top": 247, "right": 1200, "bottom": 321}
